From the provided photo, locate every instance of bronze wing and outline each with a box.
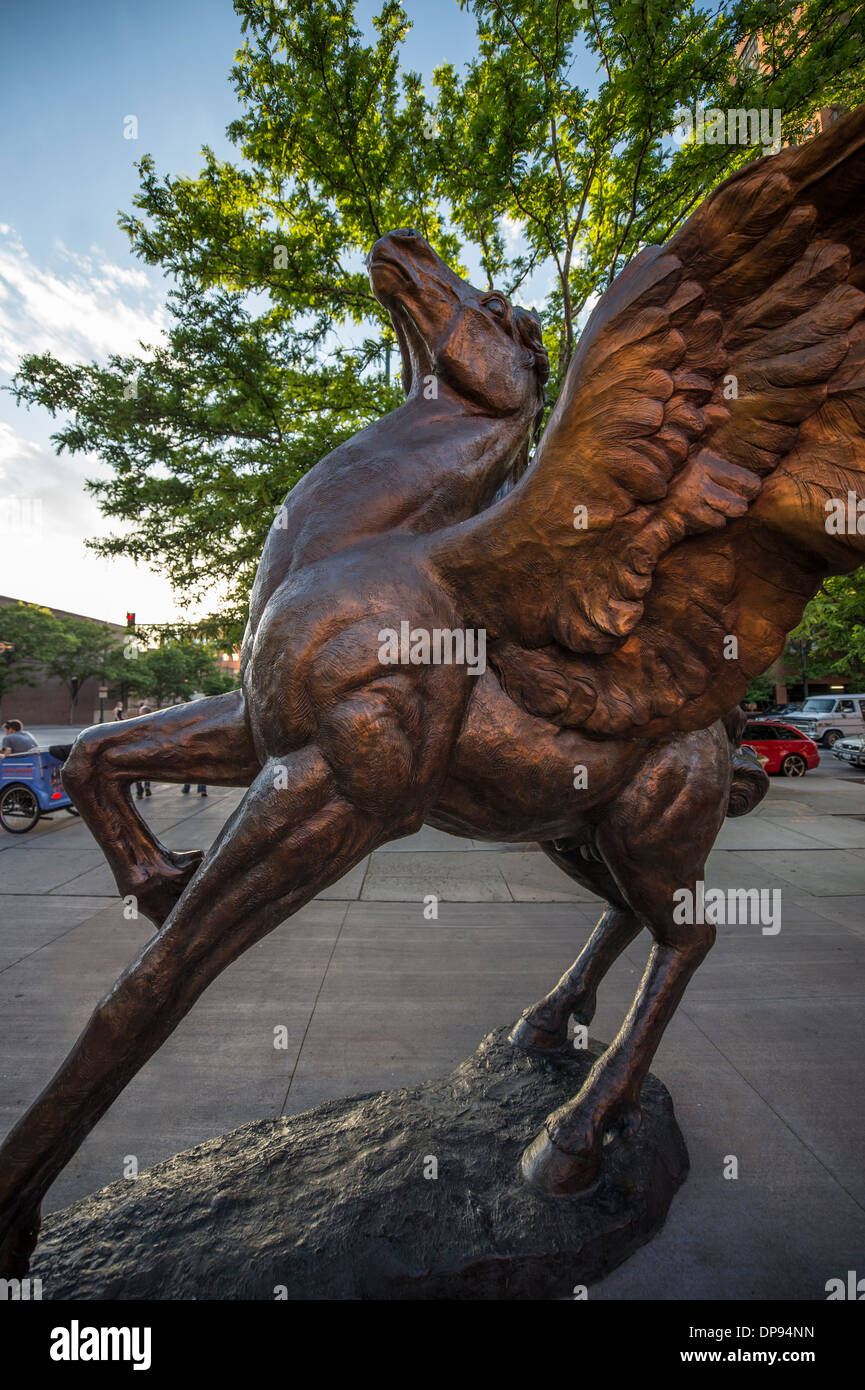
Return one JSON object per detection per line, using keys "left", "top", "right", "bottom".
{"left": 428, "top": 105, "right": 865, "bottom": 738}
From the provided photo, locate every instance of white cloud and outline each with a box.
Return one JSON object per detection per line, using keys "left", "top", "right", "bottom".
{"left": 502, "top": 214, "right": 525, "bottom": 251}
{"left": 0, "top": 418, "right": 190, "bottom": 624}
{"left": 97, "top": 262, "right": 153, "bottom": 292}
{"left": 0, "top": 418, "right": 41, "bottom": 478}
{"left": 0, "top": 232, "right": 221, "bottom": 625}
{"left": 0, "top": 226, "right": 167, "bottom": 373}
{"left": 0, "top": 419, "right": 106, "bottom": 533}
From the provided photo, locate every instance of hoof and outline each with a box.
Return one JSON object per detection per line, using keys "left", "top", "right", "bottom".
{"left": 571, "top": 993, "right": 597, "bottom": 1028}
{"left": 509, "top": 1012, "right": 569, "bottom": 1056}
{"left": 132, "top": 850, "right": 204, "bottom": 928}
{"left": 615, "top": 1100, "right": 643, "bottom": 1141}
{"left": 521, "top": 1126, "right": 601, "bottom": 1195}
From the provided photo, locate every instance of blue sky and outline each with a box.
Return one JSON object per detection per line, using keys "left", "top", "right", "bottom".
{"left": 0, "top": 0, "right": 584, "bottom": 625}
{"left": 0, "top": 0, "right": 482, "bottom": 265}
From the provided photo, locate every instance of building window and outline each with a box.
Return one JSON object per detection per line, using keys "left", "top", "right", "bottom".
{"left": 740, "top": 35, "right": 760, "bottom": 72}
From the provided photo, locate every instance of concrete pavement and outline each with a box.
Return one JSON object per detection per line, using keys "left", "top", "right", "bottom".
{"left": 0, "top": 731, "right": 863, "bottom": 1299}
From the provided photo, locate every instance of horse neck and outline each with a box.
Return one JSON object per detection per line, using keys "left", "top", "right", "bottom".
{"left": 376, "top": 387, "right": 535, "bottom": 531}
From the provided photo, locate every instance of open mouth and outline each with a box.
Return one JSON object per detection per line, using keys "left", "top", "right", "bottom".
{"left": 368, "top": 257, "right": 400, "bottom": 276}
{"left": 367, "top": 246, "right": 438, "bottom": 395}
{"left": 368, "top": 250, "right": 414, "bottom": 285}
{"left": 389, "top": 303, "right": 433, "bottom": 396}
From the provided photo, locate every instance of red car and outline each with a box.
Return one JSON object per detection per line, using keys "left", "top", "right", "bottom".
{"left": 741, "top": 721, "right": 821, "bottom": 776}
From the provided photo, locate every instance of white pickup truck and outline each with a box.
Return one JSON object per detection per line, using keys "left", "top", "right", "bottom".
{"left": 785, "top": 694, "right": 865, "bottom": 747}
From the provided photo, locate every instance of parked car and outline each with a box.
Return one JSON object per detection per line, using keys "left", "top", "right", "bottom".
{"left": 752, "top": 702, "right": 805, "bottom": 722}
{"left": 0, "top": 746, "right": 76, "bottom": 833}
{"left": 831, "top": 734, "right": 865, "bottom": 769}
{"left": 741, "top": 721, "right": 821, "bottom": 776}
{"left": 783, "top": 694, "right": 865, "bottom": 747}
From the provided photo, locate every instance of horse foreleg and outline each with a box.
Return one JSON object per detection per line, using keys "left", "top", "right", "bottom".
{"left": 62, "top": 690, "right": 261, "bottom": 926}
{"left": 510, "top": 905, "right": 643, "bottom": 1053}
{"left": 0, "top": 742, "right": 411, "bottom": 1274}
{"left": 521, "top": 725, "right": 730, "bottom": 1194}
{"left": 510, "top": 841, "right": 642, "bottom": 1053}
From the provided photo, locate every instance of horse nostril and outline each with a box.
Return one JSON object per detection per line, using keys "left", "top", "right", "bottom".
{"left": 395, "top": 227, "right": 421, "bottom": 240}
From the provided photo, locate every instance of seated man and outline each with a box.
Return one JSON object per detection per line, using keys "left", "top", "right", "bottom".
{"left": 0, "top": 719, "right": 38, "bottom": 756}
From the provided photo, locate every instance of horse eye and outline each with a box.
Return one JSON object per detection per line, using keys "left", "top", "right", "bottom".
{"left": 485, "top": 296, "right": 507, "bottom": 318}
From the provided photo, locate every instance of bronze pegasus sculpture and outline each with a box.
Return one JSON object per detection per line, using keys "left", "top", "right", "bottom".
{"left": 2, "top": 105, "right": 865, "bottom": 1274}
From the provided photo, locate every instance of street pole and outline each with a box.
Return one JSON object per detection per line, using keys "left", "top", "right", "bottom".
{"left": 0, "top": 642, "right": 12, "bottom": 724}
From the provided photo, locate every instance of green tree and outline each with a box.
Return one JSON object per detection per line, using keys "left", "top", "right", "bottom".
{"left": 8, "top": 0, "right": 865, "bottom": 633}
{"left": 794, "top": 570, "right": 865, "bottom": 688}
{"left": 0, "top": 603, "right": 65, "bottom": 710}
{"left": 44, "top": 618, "right": 127, "bottom": 724}
{"left": 745, "top": 673, "right": 776, "bottom": 706}
{"left": 130, "top": 641, "right": 235, "bottom": 706}
{"left": 200, "top": 668, "right": 240, "bottom": 697}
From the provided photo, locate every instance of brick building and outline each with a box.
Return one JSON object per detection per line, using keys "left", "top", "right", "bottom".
{"left": 0, "top": 595, "right": 127, "bottom": 726}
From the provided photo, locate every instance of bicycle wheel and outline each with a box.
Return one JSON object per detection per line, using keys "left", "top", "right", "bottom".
{"left": 0, "top": 783, "right": 41, "bottom": 833}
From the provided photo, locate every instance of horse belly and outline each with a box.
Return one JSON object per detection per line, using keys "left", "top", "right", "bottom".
{"left": 429, "top": 672, "right": 646, "bottom": 842}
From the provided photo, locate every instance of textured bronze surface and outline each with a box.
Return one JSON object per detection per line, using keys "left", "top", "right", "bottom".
{"left": 29, "top": 1028, "right": 689, "bottom": 1300}
{"left": 3, "top": 109, "right": 865, "bottom": 1275}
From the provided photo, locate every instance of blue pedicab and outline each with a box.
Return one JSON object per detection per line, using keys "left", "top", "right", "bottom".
{"left": 0, "top": 745, "right": 77, "bottom": 834}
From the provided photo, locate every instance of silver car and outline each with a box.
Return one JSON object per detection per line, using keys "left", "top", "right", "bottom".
{"left": 832, "top": 735, "right": 865, "bottom": 768}
{"left": 786, "top": 694, "right": 865, "bottom": 747}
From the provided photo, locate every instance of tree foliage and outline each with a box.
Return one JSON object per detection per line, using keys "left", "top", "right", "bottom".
{"left": 8, "top": 0, "right": 865, "bottom": 636}
{"left": 795, "top": 572, "right": 865, "bottom": 688}
{"left": 0, "top": 603, "right": 236, "bottom": 720}
{"left": 0, "top": 604, "right": 63, "bottom": 702}
{"left": 127, "top": 641, "right": 238, "bottom": 705}
{"left": 44, "top": 618, "right": 127, "bottom": 722}
{"left": 0, "top": 604, "right": 125, "bottom": 720}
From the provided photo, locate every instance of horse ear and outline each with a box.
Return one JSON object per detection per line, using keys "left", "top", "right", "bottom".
{"left": 514, "top": 307, "right": 550, "bottom": 384}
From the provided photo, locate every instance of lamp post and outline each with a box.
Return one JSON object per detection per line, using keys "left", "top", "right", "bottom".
{"left": 799, "top": 637, "right": 809, "bottom": 700}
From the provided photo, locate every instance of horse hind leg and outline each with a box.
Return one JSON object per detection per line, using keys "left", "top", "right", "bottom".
{"left": 509, "top": 835, "right": 643, "bottom": 1054}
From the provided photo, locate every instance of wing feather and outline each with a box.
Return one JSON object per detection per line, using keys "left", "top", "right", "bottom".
{"left": 427, "top": 104, "right": 865, "bottom": 737}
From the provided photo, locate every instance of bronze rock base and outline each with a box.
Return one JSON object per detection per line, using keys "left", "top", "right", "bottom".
{"left": 31, "top": 1026, "right": 688, "bottom": 1300}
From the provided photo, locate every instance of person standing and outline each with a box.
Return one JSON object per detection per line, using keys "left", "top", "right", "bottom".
{"left": 135, "top": 703, "right": 152, "bottom": 798}
{"left": 182, "top": 783, "right": 207, "bottom": 796}
{"left": 113, "top": 702, "right": 124, "bottom": 720}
